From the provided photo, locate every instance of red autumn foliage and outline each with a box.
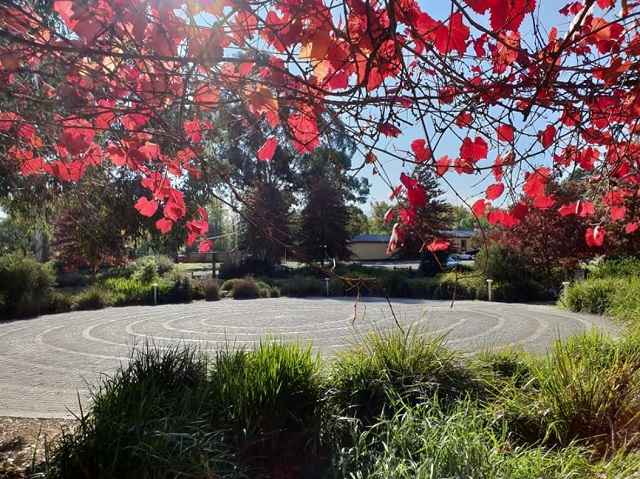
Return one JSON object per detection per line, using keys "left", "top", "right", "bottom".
{"left": 1, "top": 0, "right": 639, "bottom": 255}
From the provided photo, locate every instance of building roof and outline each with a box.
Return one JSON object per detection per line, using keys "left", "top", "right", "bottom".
{"left": 350, "top": 230, "right": 476, "bottom": 243}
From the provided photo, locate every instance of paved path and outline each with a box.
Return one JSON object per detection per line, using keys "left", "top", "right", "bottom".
{"left": 0, "top": 297, "right": 620, "bottom": 418}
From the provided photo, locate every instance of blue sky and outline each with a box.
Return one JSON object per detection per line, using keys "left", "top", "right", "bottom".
{"left": 358, "top": 1, "right": 571, "bottom": 213}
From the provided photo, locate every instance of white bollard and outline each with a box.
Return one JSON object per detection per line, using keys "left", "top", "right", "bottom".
{"left": 562, "top": 281, "right": 571, "bottom": 296}
{"left": 324, "top": 278, "right": 330, "bottom": 296}
{"left": 486, "top": 279, "right": 493, "bottom": 302}
{"left": 153, "top": 283, "right": 158, "bottom": 305}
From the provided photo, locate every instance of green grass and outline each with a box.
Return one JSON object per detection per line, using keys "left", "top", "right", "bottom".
{"left": 45, "top": 328, "right": 640, "bottom": 479}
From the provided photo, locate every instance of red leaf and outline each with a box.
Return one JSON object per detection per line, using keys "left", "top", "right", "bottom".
{"left": 472, "top": 199, "right": 488, "bottom": 217}
{"left": 135, "top": 197, "right": 159, "bottom": 217}
{"left": 199, "top": 238, "right": 214, "bottom": 252}
{"left": 511, "top": 201, "right": 529, "bottom": 221}
{"left": 533, "top": 194, "right": 555, "bottom": 209}
{"left": 386, "top": 223, "right": 405, "bottom": 255}
{"left": 460, "top": 136, "right": 488, "bottom": 162}
{"left": 486, "top": 183, "right": 504, "bottom": 200}
{"left": 538, "top": 125, "right": 556, "bottom": 149}
{"left": 455, "top": 111, "right": 472, "bottom": 128}
{"left": 411, "top": 139, "right": 431, "bottom": 162}
{"left": 586, "top": 226, "right": 605, "bottom": 247}
{"left": 434, "top": 12, "right": 470, "bottom": 55}
{"left": 558, "top": 201, "right": 595, "bottom": 217}
{"left": 610, "top": 205, "right": 626, "bottom": 221}
{"left": 407, "top": 186, "right": 427, "bottom": 208}
{"left": 156, "top": 218, "right": 173, "bottom": 234}
{"left": 400, "top": 172, "right": 419, "bottom": 189}
{"left": 465, "top": 0, "right": 536, "bottom": 32}
{"left": 427, "top": 238, "right": 450, "bottom": 252}
{"left": 184, "top": 115, "right": 203, "bottom": 143}
{"left": 379, "top": 123, "right": 401, "bottom": 137}
{"left": 496, "top": 125, "right": 514, "bottom": 142}
{"left": 522, "top": 168, "right": 550, "bottom": 198}
{"left": 384, "top": 207, "right": 395, "bottom": 223}
{"left": 288, "top": 113, "right": 320, "bottom": 153}
{"left": 258, "top": 137, "right": 278, "bottom": 161}
{"left": 596, "top": 0, "right": 615, "bottom": 8}
{"left": 626, "top": 222, "right": 640, "bottom": 234}
{"left": 435, "top": 156, "right": 452, "bottom": 176}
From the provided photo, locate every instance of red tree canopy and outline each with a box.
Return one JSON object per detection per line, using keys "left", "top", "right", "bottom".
{"left": 1, "top": 0, "right": 639, "bottom": 252}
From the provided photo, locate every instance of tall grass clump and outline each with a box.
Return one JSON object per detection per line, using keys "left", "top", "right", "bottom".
{"left": 0, "top": 254, "right": 56, "bottom": 318}
{"left": 73, "top": 285, "right": 112, "bottom": 310}
{"left": 48, "top": 344, "right": 238, "bottom": 479}
{"left": 504, "top": 330, "right": 640, "bottom": 455}
{"left": 209, "top": 340, "right": 326, "bottom": 476}
{"left": 333, "top": 394, "right": 619, "bottom": 479}
{"left": 562, "top": 277, "right": 621, "bottom": 315}
{"left": 327, "top": 326, "right": 480, "bottom": 426}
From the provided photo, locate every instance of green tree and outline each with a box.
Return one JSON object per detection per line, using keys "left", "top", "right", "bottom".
{"left": 297, "top": 177, "right": 352, "bottom": 264}
{"left": 239, "top": 183, "right": 291, "bottom": 264}
{"left": 368, "top": 201, "right": 394, "bottom": 235}
{"left": 346, "top": 206, "right": 369, "bottom": 236}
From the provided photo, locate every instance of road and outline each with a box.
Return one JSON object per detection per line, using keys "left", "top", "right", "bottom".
{"left": 0, "top": 297, "right": 620, "bottom": 418}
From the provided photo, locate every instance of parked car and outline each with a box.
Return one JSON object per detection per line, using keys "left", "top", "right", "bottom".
{"left": 456, "top": 252, "right": 474, "bottom": 260}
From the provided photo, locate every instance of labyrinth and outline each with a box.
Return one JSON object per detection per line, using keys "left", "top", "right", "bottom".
{"left": 0, "top": 297, "right": 620, "bottom": 418}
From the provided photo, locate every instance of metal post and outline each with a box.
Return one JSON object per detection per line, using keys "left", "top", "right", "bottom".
{"left": 486, "top": 279, "right": 493, "bottom": 302}
{"left": 153, "top": 283, "right": 158, "bottom": 305}
{"left": 324, "top": 278, "right": 330, "bottom": 296}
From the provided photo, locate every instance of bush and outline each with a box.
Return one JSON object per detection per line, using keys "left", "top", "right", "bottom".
{"left": 49, "top": 344, "right": 237, "bottom": 479}
{"left": 45, "top": 291, "right": 74, "bottom": 314}
{"left": 202, "top": 278, "right": 221, "bottom": 301}
{"left": 562, "top": 277, "right": 620, "bottom": 315}
{"left": 219, "top": 257, "right": 275, "bottom": 279}
{"left": 280, "top": 275, "right": 324, "bottom": 296}
{"left": 73, "top": 286, "right": 112, "bottom": 310}
{"left": 378, "top": 269, "right": 413, "bottom": 297}
{"left": 590, "top": 256, "right": 640, "bottom": 280}
{"left": 0, "top": 254, "right": 56, "bottom": 318}
{"left": 156, "top": 273, "right": 192, "bottom": 304}
{"left": 131, "top": 256, "right": 159, "bottom": 283}
{"left": 232, "top": 277, "right": 260, "bottom": 299}
{"left": 327, "top": 326, "right": 479, "bottom": 427}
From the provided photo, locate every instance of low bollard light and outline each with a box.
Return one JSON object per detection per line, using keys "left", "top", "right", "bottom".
{"left": 324, "top": 278, "right": 330, "bottom": 296}
{"left": 562, "top": 281, "right": 571, "bottom": 296}
{"left": 486, "top": 279, "right": 493, "bottom": 302}
{"left": 153, "top": 283, "right": 158, "bottom": 305}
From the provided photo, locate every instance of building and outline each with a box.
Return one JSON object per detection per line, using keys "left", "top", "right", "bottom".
{"left": 348, "top": 230, "right": 477, "bottom": 261}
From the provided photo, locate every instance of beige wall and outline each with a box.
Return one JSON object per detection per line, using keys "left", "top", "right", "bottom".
{"left": 349, "top": 242, "right": 391, "bottom": 261}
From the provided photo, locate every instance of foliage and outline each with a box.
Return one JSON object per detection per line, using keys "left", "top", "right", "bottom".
{"left": 473, "top": 243, "right": 549, "bottom": 302}
{"left": 0, "top": 254, "right": 56, "bottom": 318}
{"left": 368, "top": 201, "right": 394, "bottom": 235}
{"left": 3, "top": 0, "right": 640, "bottom": 261}
{"left": 590, "top": 255, "right": 640, "bottom": 280}
{"left": 297, "top": 176, "right": 352, "bottom": 263}
{"left": 202, "top": 278, "right": 221, "bottom": 301}
{"left": 562, "top": 277, "right": 621, "bottom": 315}
{"left": 73, "top": 286, "right": 112, "bottom": 311}
{"left": 229, "top": 276, "right": 276, "bottom": 299}
{"left": 280, "top": 275, "right": 324, "bottom": 297}
{"left": 494, "top": 181, "right": 595, "bottom": 284}
{"left": 46, "top": 330, "right": 640, "bottom": 479}
{"left": 239, "top": 184, "right": 291, "bottom": 264}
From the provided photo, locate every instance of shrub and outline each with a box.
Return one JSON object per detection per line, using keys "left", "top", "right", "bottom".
{"left": 327, "top": 326, "right": 479, "bottom": 427}
{"left": 209, "top": 341, "right": 324, "bottom": 474}
{"left": 590, "top": 256, "right": 640, "bottom": 280}
{"left": 280, "top": 275, "right": 324, "bottom": 297}
{"left": 202, "top": 278, "right": 221, "bottom": 301}
{"left": 156, "top": 273, "right": 192, "bottom": 304}
{"left": 152, "top": 254, "right": 175, "bottom": 276}
{"left": 49, "top": 344, "right": 238, "bottom": 479}
{"left": 219, "top": 257, "right": 275, "bottom": 279}
{"left": 46, "top": 291, "right": 74, "bottom": 314}
{"left": 73, "top": 286, "right": 112, "bottom": 310}
{"left": 0, "top": 254, "right": 56, "bottom": 318}
{"left": 104, "top": 277, "right": 153, "bottom": 306}
{"left": 378, "top": 269, "right": 412, "bottom": 297}
{"left": 231, "top": 277, "right": 260, "bottom": 299}
{"left": 562, "top": 277, "right": 620, "bottom": 315}
{"left": 131, "top": 256, "right": 159, "bottom": 283}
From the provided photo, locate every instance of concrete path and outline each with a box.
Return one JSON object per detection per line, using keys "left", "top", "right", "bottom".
{"left": 0, "top": 297, "right": 620, "bottom": 418}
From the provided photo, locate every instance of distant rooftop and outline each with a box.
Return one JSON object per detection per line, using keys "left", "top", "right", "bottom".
{"left": 351, "top": 230, "right": 476, "bottom": 243}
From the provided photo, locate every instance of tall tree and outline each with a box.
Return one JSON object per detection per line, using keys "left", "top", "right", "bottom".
{"left": 297, "top": 177, "right": 352, "bottom": 264}
{"left": 239, "top": 183, "right": 291, "bottom": 263}
{"left": 388, "top": 164, "right": 451, "bottom": 258}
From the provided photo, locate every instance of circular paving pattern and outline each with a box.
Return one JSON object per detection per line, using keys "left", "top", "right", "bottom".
{"left": 0, "top": 297, "right": 620, "bottom": 418}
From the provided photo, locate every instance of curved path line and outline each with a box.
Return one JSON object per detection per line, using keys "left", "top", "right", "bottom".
{"left": 0, "top": 297, "right": 620, "bottom": 419}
